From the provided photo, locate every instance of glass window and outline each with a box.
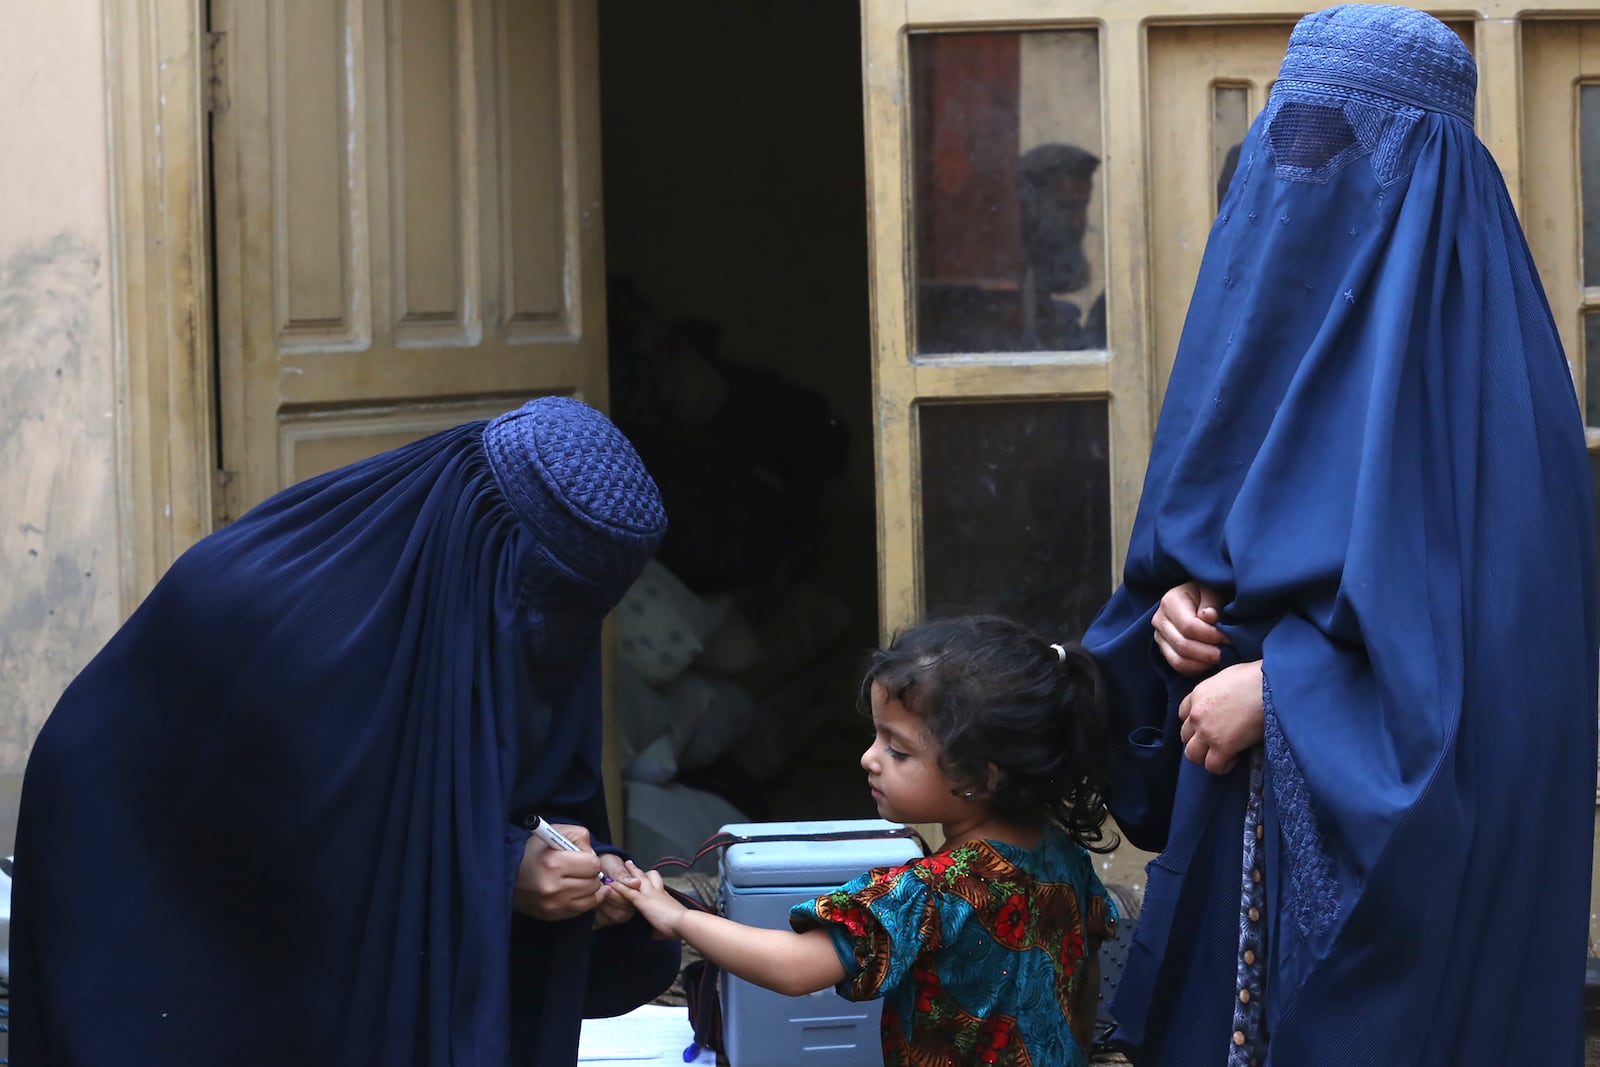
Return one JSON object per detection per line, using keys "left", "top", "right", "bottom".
{"left": 1587, "top": 312, "right": 1600, "bottom": 426}
{"left": 1581, "top": 84, "right": 1600, "bottom": 287}
{"left": 910, "top": 30, "right": 1106, "bottom": 354}
{"left": 1213, "top": 84, "right": 1251, "bottom": 212}
{"left": 1591, "top": 449, "right": 1600, "bottom": 584}
{"left": 919, "top": 399, "right": 1111, "bottom": 638}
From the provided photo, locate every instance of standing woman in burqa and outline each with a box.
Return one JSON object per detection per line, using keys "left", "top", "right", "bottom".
{"left": 1084, "top": 7, "right": 1597, "bottom": 1065}
{"left": 8, "top": 396, "right": 681, "bottom": 1064}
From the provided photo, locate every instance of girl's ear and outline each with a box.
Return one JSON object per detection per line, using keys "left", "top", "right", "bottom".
{"left": 950, "top": 763, "right": 1003, "bottom": 800}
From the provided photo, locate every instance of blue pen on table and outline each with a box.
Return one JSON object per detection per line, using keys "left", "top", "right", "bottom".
{"left": 525, "top": 814, "right": 614, "bottom": 884}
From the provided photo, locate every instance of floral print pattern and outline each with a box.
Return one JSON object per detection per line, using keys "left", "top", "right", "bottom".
{"left": 791, "top": 830, "right": 1116, "bottom": 1067}
{"left": 994, "top": 895, "right": 1031, "bottom": 945}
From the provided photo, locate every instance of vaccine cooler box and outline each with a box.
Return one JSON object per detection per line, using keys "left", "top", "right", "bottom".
{"left": 716, "top": 818, "right": 923, "bottom": 1067}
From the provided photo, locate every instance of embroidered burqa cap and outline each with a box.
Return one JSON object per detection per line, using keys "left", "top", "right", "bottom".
{"left": 10, "top": 396, "right": 679, "bottom": 1064}
{"left": 1276, "top": 4, "right": 1476, "bottom": 121}
{"left": 1085, "top": 7, "right": 1596, "bottom": 1064}
{"left": 483, "top": 395, "right": 666, "bottom": 589}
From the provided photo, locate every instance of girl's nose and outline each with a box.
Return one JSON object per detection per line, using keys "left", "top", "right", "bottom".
{"left": 860, "top": 745, "right": 876, "bottom": 772}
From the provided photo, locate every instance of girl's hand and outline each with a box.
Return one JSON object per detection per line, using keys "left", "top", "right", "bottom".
{"left": 1178, "top": 660, "right": 1265, "bottom": 774}
{"left": 607, "top": 861, "right": 688, "bottom": 939}
{"left": 514, "top": 823, "right": 603, "bottom": 921}
{"left": 592, "top": 853, "right": 639, "bottom": 929}
{"left": 1153, "top": 581, "right": 1229, "bottom": 676}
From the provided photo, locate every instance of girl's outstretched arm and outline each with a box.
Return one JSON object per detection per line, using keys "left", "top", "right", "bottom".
{"left": 612, "top": 861, "right": 848, "bottom": 997}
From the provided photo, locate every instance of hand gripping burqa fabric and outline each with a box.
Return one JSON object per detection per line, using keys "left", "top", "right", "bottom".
{"left": 9, "top": 396, "right": 681, "bottom": 1065}
{"left": 1083, "top": 7, "right": 1598, "bottom": 1065}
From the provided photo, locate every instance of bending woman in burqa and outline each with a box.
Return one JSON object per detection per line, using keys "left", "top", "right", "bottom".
{"left": 1084, "top": 7, "right": 1597, "bottom": 1065}
{"left": 9, "top": 396, "right": 681, "bottom": 1065}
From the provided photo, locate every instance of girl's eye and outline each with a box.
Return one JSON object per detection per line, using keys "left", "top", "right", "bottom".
{"left": 885, "top": 747, "right": 908, "bottom": 761}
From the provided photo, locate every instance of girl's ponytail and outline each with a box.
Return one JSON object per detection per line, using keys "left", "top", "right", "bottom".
{"left": 1046, "top": 639, "right": 1116, "bottom": 852}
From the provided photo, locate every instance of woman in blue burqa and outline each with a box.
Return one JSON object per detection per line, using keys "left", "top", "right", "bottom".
{"left": 8, "top": 396, "right": 681, "bottom": 1064}
{"left": 1085, "top": 7, "right": 1597, "bottom": 1065}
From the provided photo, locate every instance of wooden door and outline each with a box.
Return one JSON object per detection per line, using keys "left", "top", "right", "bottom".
{"left": 1147, "top": 25, "right": 1289, "bottom": 401}
{"left": 861, "top": 7, "right": 1145, "bottom": 860}
{"left": 860, "top": 0, "right": 1591, "bottom": 888}
{"left": 1523, "top": 21, "right": 1600, "bottom": 452}
{"left": 210, "top": 0, "right": 606, "bottom": 514}
{"left": 1521, "top": 24, "right": 1600, "bottom": 837}
{"left": 209, "top": 0, "right": 622, "bottom": 829}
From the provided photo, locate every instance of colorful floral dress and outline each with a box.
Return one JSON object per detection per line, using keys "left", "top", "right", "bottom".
{"left": 789, "top": 830, "right": 1116, "bottom": 1067}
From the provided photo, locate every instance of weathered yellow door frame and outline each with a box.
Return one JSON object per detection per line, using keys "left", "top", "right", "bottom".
{"left": 104, "top": 0, "right": 217, "bottom": 612}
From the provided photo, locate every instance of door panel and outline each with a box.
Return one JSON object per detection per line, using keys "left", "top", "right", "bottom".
{"left": 1523, "top": 20, "right": 1600, "bottom": 425}
{"left": 1521, "top": 21, "right": 1600, "bottom": 830}
{"left": 212, "top": 0, "right": 605, "bottom": 511}
{"left": 277, "top": 398, "right": 527, "bottom": 487}
{"left": 901, "top": 28, "right": 1114, "bottom": 640}
{"left": 387, "top": 0, "right": 477, "bottom": 347}
{"left": 919, "top": 399, "right": 1113, "bottom": 637}
{"left": 862, "top": 13, "right": 1136, "bottom": 855}
{"left": 1147, "top": 25, "right": 1289, "bottom": 400}
{"left": 910, "top": 29, "right": 1107, "bottom": 358}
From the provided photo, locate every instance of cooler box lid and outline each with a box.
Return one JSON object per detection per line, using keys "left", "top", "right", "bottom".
{"left": 719, "top": 819, "right": 922, "bottom": 889}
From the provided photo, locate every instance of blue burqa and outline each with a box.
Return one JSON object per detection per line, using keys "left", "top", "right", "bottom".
{"left": 1084, "top": 7, "right": 1598, "bottom": 1065}
{"left": 9, "top": 397, "right": 681, "bottom": 1065}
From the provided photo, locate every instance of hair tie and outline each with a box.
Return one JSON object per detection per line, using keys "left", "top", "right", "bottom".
{"left": 1050, "top": 642, "right": 1068, "bottom": 663}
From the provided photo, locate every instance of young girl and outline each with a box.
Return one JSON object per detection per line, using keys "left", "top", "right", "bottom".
{"left": 613, "top": 614, "right": 1118, "bottom": 1066}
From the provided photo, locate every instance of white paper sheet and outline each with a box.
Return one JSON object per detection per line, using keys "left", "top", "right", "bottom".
{"left": 577, "top": 1002, "right": 716, "bottom": 1065}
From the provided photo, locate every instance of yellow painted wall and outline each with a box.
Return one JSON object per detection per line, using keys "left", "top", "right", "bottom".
{"left": 0, "top": 0, "right": 122, "bottom": 848}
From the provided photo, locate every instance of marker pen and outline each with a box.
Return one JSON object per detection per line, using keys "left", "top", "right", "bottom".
{"left": 525, "top": 814, "right": 614, "bottom": 884}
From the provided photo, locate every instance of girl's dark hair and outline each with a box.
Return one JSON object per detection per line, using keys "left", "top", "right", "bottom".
{"left": 862, "top": 615, "right": 1116, "bottom": 852}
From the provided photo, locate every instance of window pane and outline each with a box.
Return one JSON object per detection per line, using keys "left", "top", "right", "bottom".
{"left": 1591, "top": 449, "right": 1600, "bottom": 621}
{"left": 911, "top": 30, "right": 1105, "bottom": 354}
{"left": 919, "top": 400, "right": 1111, "bottom": 638}
{"left": 1214, "top": 84, "right": 1250, "bottom": 212}
{"left": 1582, "top": 84, "right": 1600, "bottom": 287}
{"left": 1587, "top": 312, "right": 1600, "bottom": 426}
